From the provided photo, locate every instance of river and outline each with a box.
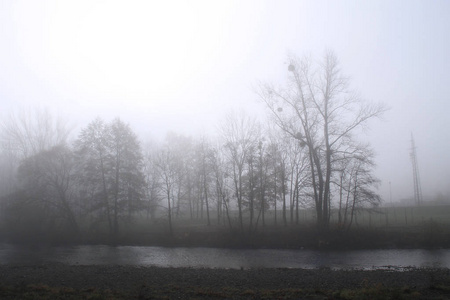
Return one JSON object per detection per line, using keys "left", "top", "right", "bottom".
{"left": 0, "top": 244, "right": 449, "bottom": 269}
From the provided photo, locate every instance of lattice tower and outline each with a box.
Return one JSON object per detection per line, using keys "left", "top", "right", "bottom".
{"left": 410, "top": 134, "right": 423, "bottom": 205}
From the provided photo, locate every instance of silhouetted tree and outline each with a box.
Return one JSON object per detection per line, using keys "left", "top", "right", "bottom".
{"left": 155, "top": 145, "right": 177, "bottom": 236}
{"left": 259, "top": 51, "right": 386, "bottom": 230}
{"left": 195, "top": 137, "right": 216, "bottom": 226}
{"left": 14, "top": 145, "right": 79, "bottom": 236}
{"left": 210, "top": 142, "right": 233, "bottom": 229}
{"left": 336, "top": 146, "right": 381, "bottom": 229}
{"left": 143, "top": 141, "right": 163, "bottom": 220}
{"left": 74, "top": 118, "right": 145, "bottom": 239}
{"left": 0, "top": 108, "right": 72, "bottom": 215}
{"left": 220, "top": 111, "right": 260, "bottom": 232}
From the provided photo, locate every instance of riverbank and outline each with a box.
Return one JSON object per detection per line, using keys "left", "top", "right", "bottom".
{"left": 5, "top": 224, "right": 450, "bottom": 251}
{"left": 1, "top": 264, "right": 450, "bottom": 299}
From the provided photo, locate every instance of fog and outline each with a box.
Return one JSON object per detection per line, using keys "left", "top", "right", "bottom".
{"left": 1, "top": 0, "right": 449, "bottom": 203}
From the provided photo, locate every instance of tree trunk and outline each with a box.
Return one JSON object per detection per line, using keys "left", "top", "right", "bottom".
{"left": 236, "top": 166, "right": 244, "bottom": 232}
{"left": 295, "top": 181, "right": 299, "bottom": 225}
{"left": 100, "top": 156, "right": 112, "bottom": 235}
{"left": 274, "top": 167, "right": 278, "bottom": 226}
{"left": 113, "top": 153, "right": 120, "bottom": 239}
{"left": 338, "top": 173, "right": 343, "bottom": 227}
{"left": 281, "top": 164, "right": 287, "bottom": 227}
{"left": 289, "top": 167, "right": 294, "bottom": 224}
{"left": 204, "top": 178, "right": 210, "bottom": 226}
{"left": 347, "top": 172, "right": 358, "bottom": 230}
{"left": 166, "top": 184, "right": 173, "bottom": 236}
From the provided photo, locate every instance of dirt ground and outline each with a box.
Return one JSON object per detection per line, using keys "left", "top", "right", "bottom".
{"left": 1, "top": 264, "right": 450, "bottom": 299}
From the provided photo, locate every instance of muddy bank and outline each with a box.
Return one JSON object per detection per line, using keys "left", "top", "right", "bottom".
{"left": 1, "top": 264, "right": 450, "bottom": 299}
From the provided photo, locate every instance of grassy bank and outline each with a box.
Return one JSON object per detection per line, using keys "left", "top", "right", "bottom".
{"left": 2, "top": 205, "right": 450, "bottom": 250}
{"left": 3, "top": 221, "right": 450, "bottom": 250}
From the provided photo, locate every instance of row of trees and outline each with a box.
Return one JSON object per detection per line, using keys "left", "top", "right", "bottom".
{"left": 0, "top": 52, "right": 385, "bottom": 240}
{"left": 2, "top": 117, "right": 146, "bottom": 239}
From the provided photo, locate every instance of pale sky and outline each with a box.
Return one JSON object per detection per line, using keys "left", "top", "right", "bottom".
{"left": 1, "top": 0, "right": 449, "bottom": 202}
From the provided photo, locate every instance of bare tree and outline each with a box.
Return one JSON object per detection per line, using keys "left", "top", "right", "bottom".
{"left": 210, "top": 141, "right": 233, "bottom": 229}
{"left": 219, "top": 111, "right": 260, "bottom": 232}
{"left": 194, "top": 136, "right": 216, "bottom": 226}
{"left": 258, "top": 50, "right": 386, "bottom": 230}
{"left": 155, "top": 145, "right": 177, "bottom": 236}
{"left": 336, "top": 146, "right": 381, "bottom": 229}
{"left": 163, "top": 132, "right": 194, "bottom": 218}
{"left": 142, "top": 141, "right": 163, "bottom": 221}
{"left": 14, "top": 145, "right": 79, "bottom": 236}
{"left": 284, "top": 136, "right": 310, "bottom": 225}
{"left": 74, "top": 118, "right": 145, "bottom": 239}
{"left": 108, "top": 119, "right": 146, "bottom": 231}
{"left": 0, "top": 108, "right": 72, "bottom": 160}
{"left": 0, "top": 108, "right": 72, "bottom": 206}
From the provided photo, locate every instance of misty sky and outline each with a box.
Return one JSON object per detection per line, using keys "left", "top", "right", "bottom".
{"left": 1, "top": 0, "right": 449, "bottom": 203}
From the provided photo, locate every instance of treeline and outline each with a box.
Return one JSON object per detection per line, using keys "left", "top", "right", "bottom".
{"left": 0, "top": 52, "right": 385, "bottom": 243}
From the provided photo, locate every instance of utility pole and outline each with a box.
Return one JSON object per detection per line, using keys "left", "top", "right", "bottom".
{"left": 410, "top": 134, "right": 423, "bottom": 205}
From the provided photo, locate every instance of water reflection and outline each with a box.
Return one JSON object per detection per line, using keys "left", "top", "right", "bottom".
{"left": 0, "top": 243, "right": 449, "bottom": 269}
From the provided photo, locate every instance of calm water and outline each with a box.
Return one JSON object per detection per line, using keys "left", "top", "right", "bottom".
{"left": 0, "top": 244, "right": 449, "bottom": 270}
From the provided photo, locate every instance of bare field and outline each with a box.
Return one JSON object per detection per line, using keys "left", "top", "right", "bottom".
{"left": 1, "top": 264, "right": 450, "bottom": 299}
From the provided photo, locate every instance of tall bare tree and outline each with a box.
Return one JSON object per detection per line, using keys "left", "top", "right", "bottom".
{"left": 74, "top": 118, "right": 113, "bottom": 234}
{"left": 219, "top": 111, "right": 260, "bottom": 232}
{"left": 142, "top": 141, "right": 163, "bottom": 220}
{"left": 155, "top": 145, "right": 177, "bottom": 236}
{"left": 210, "top": 141, "right": 233, "bottom": 229}
{"left": 258, "top": 51, "right": 386, "bottom": 230}
{"left": 194, "top": 136, "right": 215, "bottom": 226}
{"left": 74, "top": 118, "right": 145, "bottom": 239}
